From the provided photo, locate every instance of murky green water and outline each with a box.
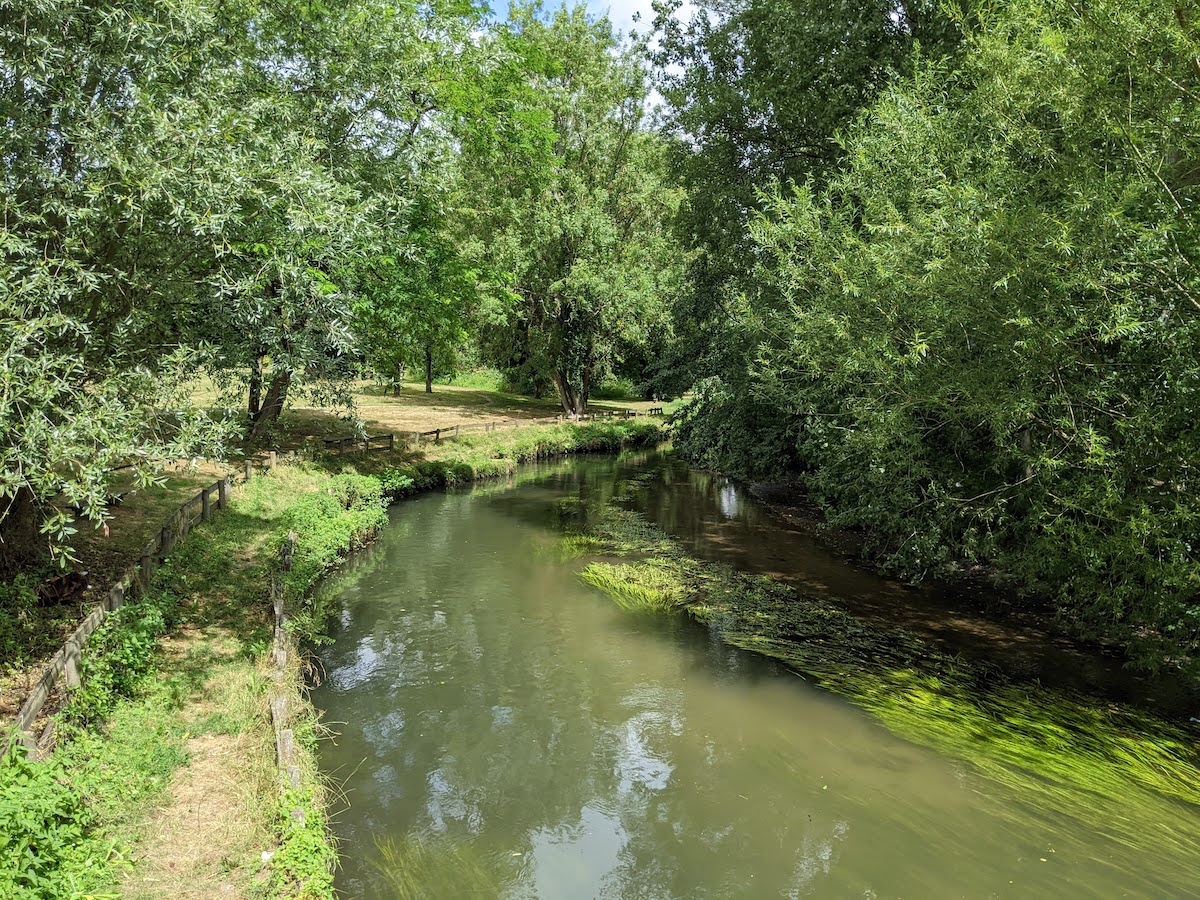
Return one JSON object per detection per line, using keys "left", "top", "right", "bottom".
{"left": 313, "top": 454, "right": 1200, "bottom": 898}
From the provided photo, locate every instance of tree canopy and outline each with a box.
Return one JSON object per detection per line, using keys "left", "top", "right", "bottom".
{"left": 4, "top": 0, "right": 1200, "bottom": 678}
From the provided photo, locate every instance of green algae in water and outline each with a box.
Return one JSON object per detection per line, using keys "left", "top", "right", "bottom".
{"left": 370, "top": 835, "right": 511, "bottom": 899}
{"left": 580, "top": 561, "right": 687, "bottom": 612}
{"left": 573, "top": 505, "right": 1200, "bottom": 864}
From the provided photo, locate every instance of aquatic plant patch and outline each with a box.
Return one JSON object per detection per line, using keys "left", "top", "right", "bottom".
{"left": 572, "top": 505, "right": 1200, "bottom": 865}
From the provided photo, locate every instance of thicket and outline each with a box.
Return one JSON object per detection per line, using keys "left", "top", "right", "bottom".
{"left": 673, "top": 0, "right": 1200, "bottom": 678}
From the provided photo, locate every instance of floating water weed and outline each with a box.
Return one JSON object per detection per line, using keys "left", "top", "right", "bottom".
{"left": 580, "top": 562, "right": 687, "bottom": 612}
{"left": 575, "top": 505, "right": 1200, "bottom": 865}
{"left": 371, "top": 834, "right": 509, "bottom": 898}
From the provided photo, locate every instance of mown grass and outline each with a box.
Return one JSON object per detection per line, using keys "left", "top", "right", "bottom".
{"left": 571, "top": 505, "right": 1200, "bottom": 866}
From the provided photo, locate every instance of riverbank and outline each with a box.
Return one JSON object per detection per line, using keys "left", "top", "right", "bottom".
{"left": 571, "top": 501, "right": 1200, "bottom": 869}
{"left": 1, "top": 419, "right": 665, "bottom": 899}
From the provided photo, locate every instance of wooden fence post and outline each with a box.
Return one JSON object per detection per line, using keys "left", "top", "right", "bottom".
{"left": 454, "top": 425, "right": 460, "bottom": 439}
{"left": 63, "top": 639, "right": 81, "bottom": 689}
{"left": 435, "top": 429, "right": 440, "bottom": 443}
{"left": 244, "top": 459, "right": 253, "bottom": 481}
{"left": 389, "top": 433, "right": 395, "bottom": 451}
{"left": 201, "top": 487, "right": 211, "bottom": 522}
{"left": 269, "top": 451, "right": 277, "bottom": 470}
{"left": 218, "top": 477, "right": 229, "bottom": 510}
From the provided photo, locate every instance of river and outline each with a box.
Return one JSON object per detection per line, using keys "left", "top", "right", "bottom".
{"left": 312, "top": 452, "right": 1200, "bottom": 898}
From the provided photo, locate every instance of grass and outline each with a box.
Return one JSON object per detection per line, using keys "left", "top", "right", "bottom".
{"left": 191, "top": 370, "right": 680, "bottom": 450}
{"left": 570, "top": 504, "right": 1200, "bottom": 867}
{"left": 1, "top": 463, "right": 388, "bottom": 899}
{"left": 321, "top": 420, "right": 666, "bottom": 494}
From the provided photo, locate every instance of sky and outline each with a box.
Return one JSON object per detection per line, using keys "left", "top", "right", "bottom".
{"left": 487, "top": 0, "right": 661, "bottom": 38}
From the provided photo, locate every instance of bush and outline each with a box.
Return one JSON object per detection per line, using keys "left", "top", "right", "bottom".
{"left": 0, "top": 747, "right": 111, "bottom": 900}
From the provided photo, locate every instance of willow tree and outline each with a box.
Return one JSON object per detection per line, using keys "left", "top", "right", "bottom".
{"left": 653, "top": 0, "right": 961, "bottom": 462}
{"left": 748, "top": 0, "right": 1200, "bottom": 675}
{"left": 0, "top": 1, "right": 239, "bottom": 572}
{"left": 472, "top": 4, "right": 684, "bottom": 415}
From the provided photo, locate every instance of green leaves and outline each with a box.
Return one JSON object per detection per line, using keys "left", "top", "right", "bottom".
{"left": 467, "top": 4, "right": 684, "bottom": 411}
{"left": 726, "top": 0, "right": 1200, "bottom": 677}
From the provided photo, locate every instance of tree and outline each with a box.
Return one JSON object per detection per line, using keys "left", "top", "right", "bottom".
{"left": 471, "top": 4, "right": 684, "bottom": 415}
{"left": 352, "top": 199, "right": 479, "bottom": 395}
{"left": 746, "top": 0, "right": 1200, "bottom": 674}
{"left": 0, "top": 0, "right": 241, "bottom": 572}
{"left": 0, "top": 0, "right": 490, "bottom": 567}
{"left": 652, "top": 0, "right": 961, "bottom": 450}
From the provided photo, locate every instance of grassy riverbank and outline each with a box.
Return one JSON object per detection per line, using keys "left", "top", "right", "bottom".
{"left": 573, "top": 505, "right": 1200, "bottom": 868}
{"left": 1, "top": 419, "right": 664, "bottom": 899}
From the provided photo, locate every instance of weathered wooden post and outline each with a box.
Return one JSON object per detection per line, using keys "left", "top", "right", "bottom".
{"left": 455, "top": 425, "right": 460, "bottom": 439}
{"left": 218, "top": 477, "right": 230, "bottom": 510}
{"left": 244, "top": 459, "right": 253, "bottom": 481}
{"left": 435, "top": 429, "right": 441, "bottom": 443}
{"left": 63, "top": 639, "right": 81, "bottom": 689}
{"left": 389, "top": 433, "right": 395, "bottom": 451}
{"left": 269, "top": 450, "right": 277, "bottom": 470}
{"left": 201, "top": 486, "right": 211, "bottom": 522}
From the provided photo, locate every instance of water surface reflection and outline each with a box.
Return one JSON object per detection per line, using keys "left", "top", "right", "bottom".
{"left": 313, "top": 457, "right": 1197, "bottom": 898}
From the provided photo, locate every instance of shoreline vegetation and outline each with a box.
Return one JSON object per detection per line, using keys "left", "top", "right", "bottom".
{"left": 570, "top": 501, "right": 1200, "bottom": 870}
{"left": 0, "top": 419, "right": 664, "bottom": 900}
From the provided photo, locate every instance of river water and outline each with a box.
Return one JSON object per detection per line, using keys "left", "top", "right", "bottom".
{"left": 312, "top": 453, "right": 1200, "bottom": 898}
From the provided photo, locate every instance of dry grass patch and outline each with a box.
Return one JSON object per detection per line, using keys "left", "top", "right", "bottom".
{"left": 122, "top": 651, "right": 276, "bottom": 900}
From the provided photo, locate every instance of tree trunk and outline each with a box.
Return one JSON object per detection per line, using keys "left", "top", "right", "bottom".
{"left": 424, "top": 346, "right": 433, "bottom": 393}
{"left": 579, "top": 360, "right": 593, "bottom": 414}
{"left": 246, "top": 371, "right": 292, "bottom": 445}
{"left": 0, "top": 486, "right": 47, "bottom": 578}
{"left": 248, "top": 354, "right": 264, "bottom": 418}
{"left": 553, "top": 371, "right": 586, "bottom": 416}
{"left": 392, "top": 362, "right": 404, "bottom": 397}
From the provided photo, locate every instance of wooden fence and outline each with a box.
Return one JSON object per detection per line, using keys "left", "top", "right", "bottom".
{"left": 6, "top": 473, "right": 243, "bottom": 755}
{"left": 322, "top": 407, "right": 664, "bottom": 455}
{"left": 268, "top": 534, "right": 306, "bottom": 815}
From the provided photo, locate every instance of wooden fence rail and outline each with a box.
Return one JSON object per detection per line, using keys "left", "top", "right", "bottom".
{"left": 6, "top": 474, "right": 235, "bottom": 755}
{"left": 321, "top": 406, "right": 665, "bottom": 453}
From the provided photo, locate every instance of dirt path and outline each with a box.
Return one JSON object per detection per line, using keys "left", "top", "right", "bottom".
{"left": 122, "top": 638, "right": 276, "bottom": 899}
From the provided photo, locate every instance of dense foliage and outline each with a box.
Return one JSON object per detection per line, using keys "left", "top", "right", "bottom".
{"left": 4, "top": 0, "right": 1199, "bottom": 673}
{"left": 673, "top": 0, "right": 1200, "bottom": 675}
{"left": 467, "top": 5, "right": 685, "bottom": 410}
{"left": 0, "top": 1, "right": 670, "bottom": 570}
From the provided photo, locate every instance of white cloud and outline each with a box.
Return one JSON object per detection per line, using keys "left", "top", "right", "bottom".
{"left": 587, "top": 0, "right": 654, "bottom": 37}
